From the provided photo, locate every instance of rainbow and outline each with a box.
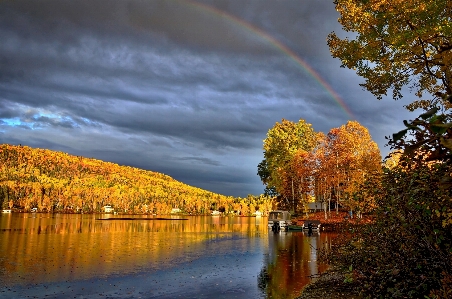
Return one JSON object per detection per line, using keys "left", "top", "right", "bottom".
{"left": 182, "top": 0, "right": 354, "bottom": 119}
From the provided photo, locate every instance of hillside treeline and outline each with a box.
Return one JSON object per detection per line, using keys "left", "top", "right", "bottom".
{"left": 0, "top": 144, "right": 273, "bottom": 215}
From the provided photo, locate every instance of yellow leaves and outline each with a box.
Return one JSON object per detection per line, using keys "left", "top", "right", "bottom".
{"left": 321, "top": 121, "right": 382, "bottom": 199}
{"left": 0, "top": 144, "right": 255, "bottom": 214}
{"left": 418, "top": 2, "right": 427, "bottom": 11}
{"left": 262, "top": 119, "right": 319, "bottom": 196}
{"left": 384, "top": 150, "right": 403, "bottom": 169}
{"left": 331, "top": 0, "right": 452, "bottom": 104}
{"left": 443, "top": 213, "right": 452, "bottom": 227}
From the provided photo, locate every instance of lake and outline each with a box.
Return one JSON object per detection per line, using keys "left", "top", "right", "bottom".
{"left": 0, "top": 213, "right": 335, "bottom": 299}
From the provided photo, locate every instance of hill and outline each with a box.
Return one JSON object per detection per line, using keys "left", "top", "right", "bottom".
{"left": 0, "top": 144, "right": 273, "bottom": 214}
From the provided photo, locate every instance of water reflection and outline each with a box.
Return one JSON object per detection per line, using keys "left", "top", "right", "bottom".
{"left": 0, "top": 213, "right": 335, "bottom": 299}
{"left": 259, "top": 231, "right": 335, "bottom": 299}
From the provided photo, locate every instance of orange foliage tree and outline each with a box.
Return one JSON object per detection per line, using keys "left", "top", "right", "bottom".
{"left": 259, "top": 120, "right": 381, "bottom": 216}
{"left": 323, "top": 121, "right": 382, "bottom": 216}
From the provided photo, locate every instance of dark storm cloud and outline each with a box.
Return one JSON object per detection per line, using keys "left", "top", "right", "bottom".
{"left": 176, "top": 156, "right": 221, "bottom": 166}
{"left": 0, "top": 0, "right": 414, "bottom": 196}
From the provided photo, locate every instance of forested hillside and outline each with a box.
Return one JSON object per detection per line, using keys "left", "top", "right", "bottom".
{"left": 0, "top": 144, "right": 273, "bottom": 214}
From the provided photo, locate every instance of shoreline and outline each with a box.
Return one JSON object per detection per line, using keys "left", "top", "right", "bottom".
{"left": 293, "top": 211, "right": 370, "bottom": 299}
{"left": 296, "top": 269, "right": 361, "bottom": 299}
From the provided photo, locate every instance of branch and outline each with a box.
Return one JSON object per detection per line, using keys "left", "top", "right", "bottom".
{"left": 405, "top": 20, "right": 438, "bottom": 79}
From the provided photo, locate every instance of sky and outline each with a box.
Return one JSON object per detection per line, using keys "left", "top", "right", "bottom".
{"left": 0, "top": 0, "right": 417, "bottom": 197}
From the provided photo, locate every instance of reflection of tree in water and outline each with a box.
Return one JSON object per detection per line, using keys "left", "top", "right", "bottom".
{"left": 257, "top": 266, "right": 270, "bottom": 292}
{"left": 258, "top": 232, "right": 334, "bottom": 299}
{"left": 2, "top": 215, "right": 270, "bottom": 286}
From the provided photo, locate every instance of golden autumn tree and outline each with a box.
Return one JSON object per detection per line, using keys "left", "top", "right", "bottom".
{"left": 258, "top": 119, "right": 319, "bottom": 211}
{"left": 328, "top": 0, "right": 452, "bottom": 222}
{"left": 326, "top": 4, "right": 452, "bottom": 297}
{"left": 312, "top": 132, "right": 339, "bottom": 217}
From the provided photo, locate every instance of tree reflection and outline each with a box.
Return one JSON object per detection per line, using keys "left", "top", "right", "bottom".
{"left": 259, "top": 231, "right": 335, "bottom": 299}
{"left": 1, "top": 213, "right": 336, "bottom": 299}
{"left": 0, "top": 214, "right": 269, "bottom": 286}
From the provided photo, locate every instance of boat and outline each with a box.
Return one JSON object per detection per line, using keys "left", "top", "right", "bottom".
{"left": 287, "top": 221, "right": 321, "bottom": 231}
{"left": 287, "top": 225, "right": 303, "bottom": 231}
{"left": 301, "top": 220, "right": 321, "bottom": 230}
{"left": 268, "top": 210, "right": 292, "bottom": 231}
{"left": 2, "top": 209, "right": 12, "bottom": 213}
{"left": 285, "top": 220, "right": 321, "bottom": 235}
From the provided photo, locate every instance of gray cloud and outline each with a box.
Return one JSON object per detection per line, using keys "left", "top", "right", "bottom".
{"left": 0, "top": 0, "right": 415, "bottom": 196}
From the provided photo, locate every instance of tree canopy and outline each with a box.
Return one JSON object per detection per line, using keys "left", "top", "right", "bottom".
{"left": 258, "top": 120, "right": 381, "bottom": 214}
{"left": 328, "top": 0, "right": 452, "bottom": 109}
{"left": 259, "top": 119, "right": 319, "bottom": 201}
{"left": 320, "top": 121, "right": 382, "bottom": 214}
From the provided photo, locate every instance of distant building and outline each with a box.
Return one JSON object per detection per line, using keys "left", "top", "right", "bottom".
{"left": 253, "top": 211, "right": 262, "bottom": 217}
{"left": 307, "top": 201, "right": 325, "bottom": 212}
{"left": 103, "top": 205, "right": 114, "bottom": 213}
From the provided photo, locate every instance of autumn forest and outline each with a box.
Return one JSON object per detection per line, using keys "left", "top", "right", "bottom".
{"left": 0, "top": 118, "right": 382, "bottom": 218}
{"left": 0, "top": 144, "right": 273, "bottom": 215}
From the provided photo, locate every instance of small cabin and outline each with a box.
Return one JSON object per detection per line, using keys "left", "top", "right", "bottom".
{"left": 253, "top": 210, "right": 262, "bottom": 217}
{"left": 268, "top": 210, "right": 291, "bottom": 221}
{"left": 306, "top": 201, "right": 326, "bottom": 212}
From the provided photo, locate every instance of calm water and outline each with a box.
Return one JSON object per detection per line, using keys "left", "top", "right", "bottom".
{"left": 0, "top": 213, "right": 335, "bottom": 299}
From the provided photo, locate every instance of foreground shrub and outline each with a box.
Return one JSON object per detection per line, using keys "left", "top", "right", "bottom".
{"left": 324, "top": 162, "right": 451, "bottom": 298}
{"left": 324, "top": 108, "right": 452, "bottom": 298}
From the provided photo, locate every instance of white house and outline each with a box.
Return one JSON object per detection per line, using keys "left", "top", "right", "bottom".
{"left": 103, "top": 205, "right": 114, "bottom": 213}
